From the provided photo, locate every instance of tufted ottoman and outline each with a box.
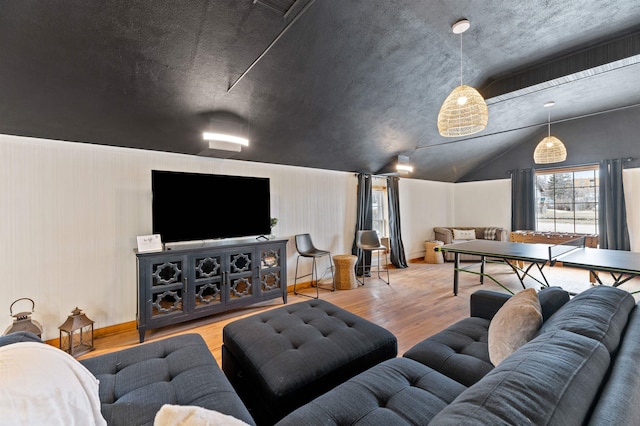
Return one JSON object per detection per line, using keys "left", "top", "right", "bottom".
{"left": 222, "top": 299, "right": 398, "bottom": 425}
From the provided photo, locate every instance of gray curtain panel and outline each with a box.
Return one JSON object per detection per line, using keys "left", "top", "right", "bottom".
{"left": 511, "top": 168, "right": 536, "bottom": 231}
{"left": 386, "top": 177, "right": 408, "bottom": 268}
{"left": 352, "top": 173, "right": 373, "bottom": 275}
{"left": 599, "top": 159, "right": 631, "bottom": 251}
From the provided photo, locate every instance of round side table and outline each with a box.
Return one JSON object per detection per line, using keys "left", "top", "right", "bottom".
{"left": 424, "top": 240, "right": 444, "bottom": 264}
{"left": 333, "top": 254, "right": 358, "bottom": 290}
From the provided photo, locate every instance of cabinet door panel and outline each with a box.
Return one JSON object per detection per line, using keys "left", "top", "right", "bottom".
{"left": 151, "top": 287, "right": 184, "bottom": 316}
{"left": 226, "top": 249, "right": 255, "bottom": 303}
{"left": 149, "top": 259, "right": 187, "bottom": 320}
{"left": 192, "top": 254, "right": 224, "bottom": 311}
{"left": 259, "top": 245, "right": 284, "bottom": 297}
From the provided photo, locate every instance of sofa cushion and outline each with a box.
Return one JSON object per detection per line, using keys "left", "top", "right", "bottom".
{"left": 453, "top": 229, "right": 476, "bottom": 240}
{"left": 468, "top": 287, "right": 569, "bottom": 322}
{"left": 537, "top": 286, "right": 570, "bottom": 321}
{"left": 537, "top": 285, "right": 635, "bottom": 353}
{"left": 80, "top": 333, "right": 255, "bottom": 426}
{"left": 275, "top": 357, "right": 466, "bottom": 426}
{"left": 483, "top": 227, "right": 500, "bottom": 240}
{"left": 488, "top": 288, "right": 542, "bottom": 365}
{"left": 0, "top": 330, "right": 43, "bottom": 346}
{"left": 469, "top": 290, "right": 511, "bottom": 320}
{"left": 430, "top": 330, "right": 611, "bottom": 426}
{"left": 588, "top": 305, "right": 640, "bottom": 426}
{"left": 403, "top": 317, "right": 493, "bottom": 387}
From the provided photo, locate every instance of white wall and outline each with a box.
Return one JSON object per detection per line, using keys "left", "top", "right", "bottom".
{"left": 3, "top": 133, "right": 637, "bottom": 339}
{"left": 624, "top": 168, "right": 640, "bottom": 252}
{"left": 452, "top": 175, "right": 640, "bottom": 253}
{"left": 453, "top": 179, "right": 511, "bottom": 230}
{"left": 0, "top": 134, "right": 357, "bottom": 339}
{"left": 399, "top": 178, "right": 454, "bottom": 259}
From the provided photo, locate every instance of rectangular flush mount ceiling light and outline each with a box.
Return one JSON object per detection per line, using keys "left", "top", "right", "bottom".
{"left": 202, "top": 132, "right": 250, "bottom": 146}
{"left": 396, "top": 163, "right": 414, "bottom": 174}
{"left": 396, "top": 155, "right": 413, "bottom": 174}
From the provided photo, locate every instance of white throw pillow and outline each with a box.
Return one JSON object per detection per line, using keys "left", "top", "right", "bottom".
{"left": 0, "top": 341, "right": 106, "bottom": 425}
{"left": 154, "top": 404, "right": 251, "bottom": 426}
{"left": 488, "top": 288, "right": 543, "bottom": 366}
{"left": 452, "top": 229, "right": 476, "bottom": 240}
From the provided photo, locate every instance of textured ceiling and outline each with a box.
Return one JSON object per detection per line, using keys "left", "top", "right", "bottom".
{"left": 1, "top": 1, "right": 639, "bottom": 182}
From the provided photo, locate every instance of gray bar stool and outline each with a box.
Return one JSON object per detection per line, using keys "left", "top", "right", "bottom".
{"left": 356, "top": 230, "right": 390, "bottom": 285}
{"left": 294, "top": 234, "right": 335, "bottom": 298}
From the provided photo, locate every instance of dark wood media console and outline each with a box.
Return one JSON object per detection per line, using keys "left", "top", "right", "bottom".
{"left": 136, "top": 238, "right": 287, "bottom": 342}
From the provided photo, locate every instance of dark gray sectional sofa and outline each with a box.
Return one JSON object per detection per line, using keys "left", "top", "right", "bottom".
{"left": 3, "top": 285, "right": 639, "bottom": 425}
{"left": 277, "top": 285, "right": 640, "bottom": 425}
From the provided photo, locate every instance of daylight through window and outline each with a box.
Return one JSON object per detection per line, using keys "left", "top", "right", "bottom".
{"left": 372, "top": 181, "right": 388, "bottom": 238}
{"left": 535, "top": 165, "right": 599, "bottom": 234}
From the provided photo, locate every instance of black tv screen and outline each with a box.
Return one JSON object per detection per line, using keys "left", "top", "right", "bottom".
{"left": 152, "top": 170, "right": 271, "bottom": 243}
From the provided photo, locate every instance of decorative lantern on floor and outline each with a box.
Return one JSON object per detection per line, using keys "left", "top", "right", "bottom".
{"left": 59, "top": 307, "right": 94, "bottom": 357}
{"left": 4, "top": 298, "right": 43, "bottom": 338}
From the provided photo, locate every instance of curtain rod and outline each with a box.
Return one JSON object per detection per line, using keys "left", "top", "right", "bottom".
{"left": 506, "top": 157, "right": 635, "bottom": 175}
{"left": 352, "top": 173, "right": 404, "bottom": 179}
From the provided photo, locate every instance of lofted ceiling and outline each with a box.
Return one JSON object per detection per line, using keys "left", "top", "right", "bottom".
{"left": 1, "top": 1, "right": 639, "bottom": 182}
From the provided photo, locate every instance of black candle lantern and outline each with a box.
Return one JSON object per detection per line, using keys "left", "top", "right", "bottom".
{"left": 59, "top": 307, "right": 94, "bottom": 357}
{"left": 4, "top": 298, "right": 43, "bottom": 338}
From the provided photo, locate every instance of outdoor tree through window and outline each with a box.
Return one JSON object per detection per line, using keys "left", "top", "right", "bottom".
{"left": 535, "top": 166, "right": 599, "bottom": 234}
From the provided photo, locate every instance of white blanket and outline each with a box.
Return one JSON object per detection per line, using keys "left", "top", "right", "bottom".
{"left": 154, "top": 404, "right": 251, "bottom": 426}
{"left": 0, "top": 341, "right": 106, "bottom": 426}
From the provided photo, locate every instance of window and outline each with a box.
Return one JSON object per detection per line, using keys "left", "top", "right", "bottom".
{"left": 372, "top": 181, "right": 388, "bottom": 238}
{"left": 535, "top": 165, "right": 599, "bottom": 234}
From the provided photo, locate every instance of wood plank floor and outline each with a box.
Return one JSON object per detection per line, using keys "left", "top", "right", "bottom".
{"left": 80, "top": 259, "right": 640, "bottom": 366}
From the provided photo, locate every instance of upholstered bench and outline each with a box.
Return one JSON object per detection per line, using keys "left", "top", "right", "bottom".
{"left": 222, "top": 299, "right": 398, "bottom": 425}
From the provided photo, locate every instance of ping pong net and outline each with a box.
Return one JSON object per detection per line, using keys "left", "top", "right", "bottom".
{"left": 548, "top": 236, "right": 585, "bottom": 265}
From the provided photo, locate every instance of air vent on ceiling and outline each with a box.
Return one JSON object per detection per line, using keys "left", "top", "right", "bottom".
{"left": 253, "top": 0, "right": 299, "bottom": 17}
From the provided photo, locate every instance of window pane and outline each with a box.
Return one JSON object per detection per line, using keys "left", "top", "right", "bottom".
{"left": 534, "top": 166, "right": 599, "bottom": 235}
{"left": 537, "top": 219, "right": 556, "bottom": 232}
{"left": 372, "top": 191, "right": 383, "bottom": 220}
{"left": 371, "top": 187, "right": 388, "bottom": 237}
{"left": 552, "top": 173, "right": 573, "bottom": 189}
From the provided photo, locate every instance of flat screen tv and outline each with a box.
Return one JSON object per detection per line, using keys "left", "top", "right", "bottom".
{"left": 152, "top": 170, "right": 271, "bottom": 243}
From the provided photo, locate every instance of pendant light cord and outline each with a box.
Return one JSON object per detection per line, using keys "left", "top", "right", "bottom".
{"left": 459, "top": 33, "right": 463, "bottom": 86}
{"left": 547, "top": 108, "right": 551, "bottom": 137}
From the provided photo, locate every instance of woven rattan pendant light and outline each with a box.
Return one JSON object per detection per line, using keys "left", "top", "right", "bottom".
{"left": 437, "top": 19, "right": 488, "bottom": 137}
{"left": 533, "top": 101, "right": 567, "bottom": 164}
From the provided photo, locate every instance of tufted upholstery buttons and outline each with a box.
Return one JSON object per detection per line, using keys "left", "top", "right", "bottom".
{"left": 222, "top": 299, "right": 397, "bottom": 425}
{"left": 277, "top": 358, "right": 466, "bottom": 425}
{"left": 403, "top": 317, "right": 494, "bottom": 387}
{"left": 79, "top": 334, "right": 254, "bottom": 426}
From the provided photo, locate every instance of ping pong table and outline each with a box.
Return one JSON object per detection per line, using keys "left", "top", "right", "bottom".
{"left": 438, "top": 238, "right": 640, "bottom": 295}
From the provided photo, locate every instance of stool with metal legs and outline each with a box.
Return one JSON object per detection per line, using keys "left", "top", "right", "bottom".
{"left": 356, "top": 230, "right": 390, "bottom": 286}
{"left": 294, "top": 233, "right": 335, "bottom": 299}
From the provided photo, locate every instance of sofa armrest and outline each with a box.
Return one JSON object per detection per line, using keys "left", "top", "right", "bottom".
{"left": 496, "top": 228, "right": 508, "bottom": 241}
{"left": 0, "top": 331, "right": 43, "bottom": 347}
{"left": 434, "top": 227, "right": 453, "bottom": 244}
{"left": 470, "top": 290, "right": 511, "bottom": 320}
